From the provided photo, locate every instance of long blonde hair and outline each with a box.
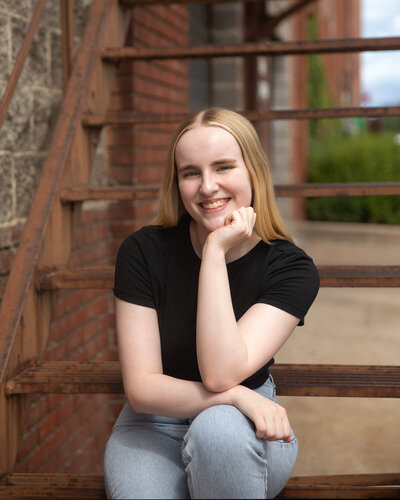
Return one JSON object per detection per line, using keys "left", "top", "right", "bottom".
{"left": 153, "top": 107, "right": 292, "bottom": 244}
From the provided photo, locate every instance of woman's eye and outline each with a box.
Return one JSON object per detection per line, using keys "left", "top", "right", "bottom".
{"left": 218, "top": 165, "right": 232, "bottom": 172}
{"left": 182, "top": 171, "right": 199, "bottom": 178}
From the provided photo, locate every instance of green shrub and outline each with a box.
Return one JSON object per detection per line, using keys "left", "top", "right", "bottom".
{"left": 306, "top": 132, "right": 400, "bottom": 224}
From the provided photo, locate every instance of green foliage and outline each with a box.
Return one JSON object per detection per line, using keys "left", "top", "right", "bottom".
{"left": 307, "top": 15, "right": 341, "bottom": 142}
{"left": 381, "top": 113, "right": 400, "bottom": 132}
{"left": 306, "top": 132, "right": 400, "bottom": 224}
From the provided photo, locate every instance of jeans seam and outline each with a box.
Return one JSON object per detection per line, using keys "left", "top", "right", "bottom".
{"left": 181, "top": 437, "right": 194, "bottom": 499}
{"left": 260, "top": 438, "right": 269, "bottom": 499}
{"left": 104, "top": 472, "right": 114, "bottom": 499}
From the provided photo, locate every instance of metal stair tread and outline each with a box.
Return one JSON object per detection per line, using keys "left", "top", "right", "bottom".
{"left": 81, "top": 106, "right": 400, "bottom": 127}
{"left": 60, "top": 182, "right": 400, "bottom": 202}
{"left": 5, "top": 361, "right": 400, "bottom": 398}
{"left": 34, "top": 264, "right": 400, "bottom": 290}
{"left": 1, "top": 472, "right": 399, "bottom": 499}
{"left": 101, "top": 36, "right": 400, "bottom": 61}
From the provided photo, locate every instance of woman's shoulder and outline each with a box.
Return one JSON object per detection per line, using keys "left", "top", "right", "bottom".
{"left": 265, "top": 239, "right": 320, "bottom": 283}
{"left": 118, "top": 218, "right": 189, "bottom": 261}
{"left": 256, "top": 238, "right": 319, "bottom": 278}
{"left": 122, "top": 222, "right": 179, "bottom": 247}
{"left": 268, "top": 238, "right": 313, "bottom": 260}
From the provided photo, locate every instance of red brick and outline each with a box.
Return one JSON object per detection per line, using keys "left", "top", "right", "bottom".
{"left": 77, "top": 205, "right": 110, "bottom": 225}
{"left": 109, "top": 199, "right": 158, "bottom": 220}
{"left": 68, "top": 242, "right": 111, "bottom": 267}
{"left": 107, "top": 165, "right": 136, "bottom": 184}
{"left": 73, "top": 222, "right": 109, "bottom": 249}
{"left": 17, "top": 425, "right": 39, "bottom": 462}
{"left": 52, "top": 290, "right": 101, "bottom": 320}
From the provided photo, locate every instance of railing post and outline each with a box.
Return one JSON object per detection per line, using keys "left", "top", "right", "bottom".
{"left": 60, "top": 0, "right": 75, "bottom": 92}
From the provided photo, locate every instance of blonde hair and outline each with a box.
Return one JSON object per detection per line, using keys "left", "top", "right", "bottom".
{"left": 153, "top": 107, "right": 292, "bottom": 244}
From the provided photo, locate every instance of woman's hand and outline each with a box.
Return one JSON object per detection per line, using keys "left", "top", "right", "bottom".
{"left": 231, "top": 385, "right": 292, "bottom": 442}
{"left": 205, "top": 206, "right": 256, "bottom": 255}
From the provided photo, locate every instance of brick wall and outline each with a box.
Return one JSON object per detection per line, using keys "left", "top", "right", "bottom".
{"left": 13, "top": 2, "right": 191, "bottom": 475}
{"left": 108, "top": 4, "right": 190, "bottom": 246}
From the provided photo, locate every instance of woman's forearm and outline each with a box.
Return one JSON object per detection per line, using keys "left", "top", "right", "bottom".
{"left": 196, "top": 241, "right": 248, "bottom": 391}
{"left": 126, "top": 373, "right": 292, "bottom": 442}
{"left": 126, "top": 372, "right": 236, "bottom": 418}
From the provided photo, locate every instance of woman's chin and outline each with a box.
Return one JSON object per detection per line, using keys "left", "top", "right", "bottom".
{"left": 204, "top": 217, "right": 226, "bottom": 233}
{"left": 190, "top": 211, "right": 228, "bottom": 236}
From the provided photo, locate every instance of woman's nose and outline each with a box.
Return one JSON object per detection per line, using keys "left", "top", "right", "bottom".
{"left": 199, "top": 173, "right": 218, "bottom": 196}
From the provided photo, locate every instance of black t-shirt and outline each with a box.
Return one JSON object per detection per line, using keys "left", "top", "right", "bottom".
{"left": 114, "top": 215, "right": 320, "bottom": 389}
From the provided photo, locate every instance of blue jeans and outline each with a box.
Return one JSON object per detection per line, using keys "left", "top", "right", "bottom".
{"left": 103, "top": 375, "right": 298, "bottom": 499}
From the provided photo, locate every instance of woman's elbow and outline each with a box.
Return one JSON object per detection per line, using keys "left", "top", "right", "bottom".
{"left": 202, "top": 374, "right": 237, "bottom": 393}
{"left": 126, "top": 394, "right": 143, "bottom": 413}
{"left": 125, "top": 387, "right": 149, "bottom": 413}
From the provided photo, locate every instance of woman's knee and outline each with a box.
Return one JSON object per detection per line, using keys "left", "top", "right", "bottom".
{"left": 183, "top": 404, "right": 261, "bottom": 462}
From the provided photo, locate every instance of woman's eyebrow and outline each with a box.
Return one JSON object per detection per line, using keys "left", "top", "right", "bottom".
{"left": 177, "top": 158, "right": 237, "bottom": 171}
{"left": 177, "top": 163, "right": 196, "bottom": 172}
{"left": 211, "top": 158, "right": 236, "bottom": 166}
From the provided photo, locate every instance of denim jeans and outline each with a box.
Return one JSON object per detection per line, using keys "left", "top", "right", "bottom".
{"left": 103, "top": 375, "right": 298, "bottom": 499}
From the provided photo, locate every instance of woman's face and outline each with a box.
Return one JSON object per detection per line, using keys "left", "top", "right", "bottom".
{"left": 175, "top": 125, "right": 253, "bottom": 237}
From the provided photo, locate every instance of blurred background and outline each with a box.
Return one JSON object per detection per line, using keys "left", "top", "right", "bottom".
{"left": 0, "top": 0, "right": 399, "bottom": 481}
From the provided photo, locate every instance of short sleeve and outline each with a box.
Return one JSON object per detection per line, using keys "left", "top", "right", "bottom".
{"left": 113, "top": 233, "right": 156, "bottom": 308}
{"left": 257, "top": 246, "right": 320, "bottom": 325}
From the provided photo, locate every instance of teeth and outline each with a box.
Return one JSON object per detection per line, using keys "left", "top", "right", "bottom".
{"left": 202, "top": 200, "right": 225, "bottom": 209}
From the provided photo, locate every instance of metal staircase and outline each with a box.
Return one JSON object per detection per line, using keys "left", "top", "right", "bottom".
{"left": 0, "top": 0, "right": 399, "bottom": 497}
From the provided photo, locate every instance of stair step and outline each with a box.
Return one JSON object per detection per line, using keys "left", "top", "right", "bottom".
{"left": 317, "top": 265, "right": 400, "bottom": 287}
{"left": 34, "top": 265, "right": 400, "bottom": 291}
{"left": 36, "top": 266, "right": 114, "bottom": 290}
{"left": 61, "top": 183, "right": 400, "bottom": 202}
{"left": 61, "top": 184, "right": 159, "bottom": 202}
{"left": 1, "top": 472, "right": 399, "bottom": 499}
{"left": 121, "top": 0, "right": 260, "bottom": 6}
{"left": 6, "top": 361, "right": 123, "bottom": 395}
{"left": 81, "top": 106, "right": 400, "bottom": 127}
{"left": 276, "top": 182, "right": 400, "bottom": 197}
{"left": 5, "top": 361, "right": 400, "bottom": 398}
{"left": 0, "top": 473, "right": 104, "bottom": 499}
{"left": 101, "top": 37, "right": 400, "bottom": 62}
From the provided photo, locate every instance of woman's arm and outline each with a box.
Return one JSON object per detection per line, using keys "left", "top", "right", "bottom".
{"left": 116, "top": 297, "right": 292, "bottom": 441}
{"left": 196, "top": 207, "right": 299, "bottom": 392}
{"left": 116, "top": 297, "right": 240, "bottom": 417}
{"left": 116, "top": 297, "right": 233, "bottom": 417}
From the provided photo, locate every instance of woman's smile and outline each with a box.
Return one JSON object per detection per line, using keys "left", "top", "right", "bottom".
{"left": 198, "top": 198, "right": 231, "bottom": 212}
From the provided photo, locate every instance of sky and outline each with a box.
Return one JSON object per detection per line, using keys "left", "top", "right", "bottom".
{"left": 361, "top": 0, "right": 400, "bottom": 106}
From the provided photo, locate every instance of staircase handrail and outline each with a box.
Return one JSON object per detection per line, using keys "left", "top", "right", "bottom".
{"left": 0, "top": 0, "right": 121, "bottom": 382}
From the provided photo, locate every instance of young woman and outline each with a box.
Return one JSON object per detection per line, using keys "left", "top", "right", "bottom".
{"left": 104, "top": 107, "right": 320, "bottom": 499}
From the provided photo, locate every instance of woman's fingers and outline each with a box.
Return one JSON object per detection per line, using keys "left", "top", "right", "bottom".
{"left": 255, "top": 404, "right": 292, "bottom": 442}
{"left": 227, "top": 207, "right": 256, "bottom": 236}
{"left": 207, "top": 206, "right": 256, "bottom": 253}
{"left": 233, "top": 385, "right": 293, "bottom": 442}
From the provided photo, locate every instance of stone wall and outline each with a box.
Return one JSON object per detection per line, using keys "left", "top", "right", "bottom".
{"left": 0, "top": 0, "right": 92, "bottom": 301}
